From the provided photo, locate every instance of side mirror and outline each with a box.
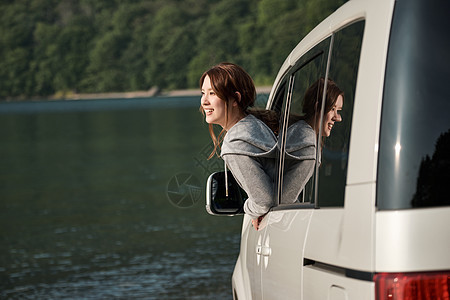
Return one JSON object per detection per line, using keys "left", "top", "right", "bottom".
{"left": 206, "top": 171, "right": 247, "bottom": 216}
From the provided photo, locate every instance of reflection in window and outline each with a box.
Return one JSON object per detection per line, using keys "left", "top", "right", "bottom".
{"left": 278, "top": 39, "right": 330, "bottom": 205}
{"left": 411, "top": 129, "right": 450, "bottom": 207}
{"left": 317, "top": 21, "right": 365, "bottom": 207}
{"left": 377, "top": 0, "right": 450, "bottom": 210}
{"left": 275, "top": 21, "right": 365, "bottom": 208}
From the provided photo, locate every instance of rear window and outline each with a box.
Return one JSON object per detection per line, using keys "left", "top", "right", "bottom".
{"left": 377, "top": 0, "right": 450, "bottom": 210}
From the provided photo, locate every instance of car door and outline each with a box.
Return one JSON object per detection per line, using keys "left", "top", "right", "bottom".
{"left": 260, "top": 36, "right": 331, "bottom": 300}
{"left": 239, "top": 215, "right": 263, "bottom": 299}
{"left": 236, "top": 78, "right": 287, "bottom": 300}
{"left": 260, "top": 20, "right": 365, "bottom": 299}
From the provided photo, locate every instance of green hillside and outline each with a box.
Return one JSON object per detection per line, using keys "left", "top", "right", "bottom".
{"left": 0, "top": 0, "right": 344, "bottom": 99}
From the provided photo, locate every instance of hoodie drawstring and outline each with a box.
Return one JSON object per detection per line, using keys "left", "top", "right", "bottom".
{"left": 224, "top": 161, "right": 229, "bottom": 197}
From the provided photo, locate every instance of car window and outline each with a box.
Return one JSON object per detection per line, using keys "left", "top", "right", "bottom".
{"left": 273, "top": 20, "right": 365, "bottom": 209}
{"left": 278, "top": 38, "right": 331, "bottom": 205}
{"left": 268, "top": 80, "right": 287, "bottom": 200}
{"left": 377, "top": 0, "right": 450, "bottom": 210}
{"left": 317, "top": 21, "right": 365, "bottom": 207}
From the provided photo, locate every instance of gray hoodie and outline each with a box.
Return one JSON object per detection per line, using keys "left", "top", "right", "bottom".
{"left": 221, "top": 114, "right": 316, "bottom": 218}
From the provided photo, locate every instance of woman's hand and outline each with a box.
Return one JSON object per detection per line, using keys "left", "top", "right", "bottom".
{"left": 252, "top": 215, "right": 265, "bottom": 230}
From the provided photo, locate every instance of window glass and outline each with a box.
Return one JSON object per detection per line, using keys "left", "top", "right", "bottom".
{"left": 274, "top": 21, "right": 365, "bottom": 209}
{"left": 377, "top": 0, "right": 450, "bottom": 210}
{"left": 278, "top": 38, "right": 330, "bottom": 205}
{"left": 271, "top": 80, "right": 288, "bottom": 204}
{"left": 271, "top": 81, "right": 286, "bottom": 115}
{"left": 317, "top": 21, "right": 365, "bottom": 207}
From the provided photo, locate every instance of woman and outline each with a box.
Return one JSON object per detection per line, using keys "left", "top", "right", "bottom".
{"left": 200, "top": 63, "right": 343, "bottom": 229}
{"left": 200, "top": 62, "right": 278, "bottom": 230}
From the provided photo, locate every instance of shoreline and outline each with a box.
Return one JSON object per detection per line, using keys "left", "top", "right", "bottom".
{"left": 63, "top": 86, "right": 273, "bottom": 100}
{"left": 2, "top": 86, "right": 273, "bottom": 102}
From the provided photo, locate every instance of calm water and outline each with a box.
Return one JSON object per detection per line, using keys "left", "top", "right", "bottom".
{"left": 0, "top": 96, "right": 254, "bottom": 299}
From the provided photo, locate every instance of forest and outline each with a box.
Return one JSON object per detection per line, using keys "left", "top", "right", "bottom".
{"left": 0, "top": 0, "right": 345, "bottom": 99}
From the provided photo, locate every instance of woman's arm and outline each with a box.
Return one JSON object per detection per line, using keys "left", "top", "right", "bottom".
{"left": 223, "top": 154, "right": 275, "bottom": 219}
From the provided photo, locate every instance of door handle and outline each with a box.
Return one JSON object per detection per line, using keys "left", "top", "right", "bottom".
{"left": 256, "top": 245, "right": 271, "bottom": 256}
{"left": 261, "top": 246, "right": 271, "bottom": 256}
{"left": 256, "top": 235, "right": 272, "bottom": 268}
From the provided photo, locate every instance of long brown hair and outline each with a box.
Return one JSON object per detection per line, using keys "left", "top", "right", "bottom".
{"left": 248, "top": 108, "right": 280, "bottom": 135}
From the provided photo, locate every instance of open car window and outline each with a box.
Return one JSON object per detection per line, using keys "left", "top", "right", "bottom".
{"left": 273, "top": 20, "right": 365, "bottom": 209}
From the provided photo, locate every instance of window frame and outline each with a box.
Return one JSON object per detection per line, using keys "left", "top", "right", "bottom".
{"left": 270, "top": 20, "right": 365, "bottom": 211}
{"left": 271, "top": 35, "right": 333, "bottom": 208}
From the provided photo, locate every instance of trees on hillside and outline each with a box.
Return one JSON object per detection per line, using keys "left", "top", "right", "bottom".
{"left": 0, "top": 0, "right": 344, "bottom": 99}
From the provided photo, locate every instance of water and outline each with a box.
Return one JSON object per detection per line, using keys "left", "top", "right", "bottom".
{"left": 0, "top": 96, "right": 246, "bottom": 299}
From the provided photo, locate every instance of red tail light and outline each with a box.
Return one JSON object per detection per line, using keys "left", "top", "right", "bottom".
{"left": 374, "top": 271, "right": 450, "bottom": 300}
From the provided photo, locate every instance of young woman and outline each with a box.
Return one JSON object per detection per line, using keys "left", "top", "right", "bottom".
{"left": 200, "top": 63, "right": 343, "bottom": 229}
{"left": 200, "top": 62, "right": 278, "bottom": 230}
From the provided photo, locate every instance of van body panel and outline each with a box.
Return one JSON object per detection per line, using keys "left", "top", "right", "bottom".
{"left": 303, "top": 265, "right": 375, "bottom": 300}
{"left": 304, "top": 209, "right": 344, "bottom": 265}
{"left": 375, "top": 207, "right": 450, "bottom": 272}
{"left": 240, "top": 214, "right": 263, "bottom": 299}
{"left": 260, "top": 210, "right": 313, "bottom": 299}
{"left": 231, "top": 256, "right": 246, "bottom": 300}
{"left": 345, "top": 0, "right": 394, "bottom": 186}
{"left": 340, "top": 183, "right": 376, "bottom": 271}
{"left": 232, "top": 215, "right": 254, "bottom": 300}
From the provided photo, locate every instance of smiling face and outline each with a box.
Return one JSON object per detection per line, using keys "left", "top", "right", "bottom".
{"left": 201, "top": 75, "right": 228, "bottom": 128}
{"left": 322, "top": 94, "right": 343, "bottom": 137}
{"left": 199, "top": 63, "right": 256, "bottom": 158}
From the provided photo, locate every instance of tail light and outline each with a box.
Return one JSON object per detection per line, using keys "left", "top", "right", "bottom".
{"left": 374, "top": 271, "right": 450, "bottom": 300}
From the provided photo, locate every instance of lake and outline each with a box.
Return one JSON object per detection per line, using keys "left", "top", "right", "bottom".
{"left": 0, "top": 95, "right": 267, "bottom": 299}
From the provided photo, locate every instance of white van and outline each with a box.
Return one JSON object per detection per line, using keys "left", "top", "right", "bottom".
{"left": 206, "top": 0, "right": 450, "bottom": 299}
